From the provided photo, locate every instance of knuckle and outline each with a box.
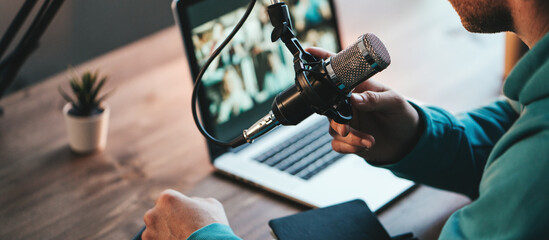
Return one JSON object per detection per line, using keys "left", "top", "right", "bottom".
{"left": 205, "top": 197, "right": 220, "bottom": 204}
{"left": 161, "top": 189, "right": 178, "bottom": 197}
{"left": 158, "top": 190, "right": 178, "bottom": 204}
{"left": 329, "top": 123, "right": 345, "bottom": 137}
{"left": 207, "top": 198, "right": 224, "bottom": 208}
{"left": 388, "top": 91, "right": 403, "bottom": 103}
{"left": 350, "top": 134, "right": 362, "bottom": 146}
{"left": 331, "top": 140, "right": 341, "bottom": 152}
{"left": 143, "top": 209, "right": 156, "bottom": 225}
{"left": 329, "top": 131, "right": 342, "bottom": 139}
{"left": 191, "top": 196, "right": 205, "bottom": 201}
{"left": 329, "top": 121, "right": 339, "bottom": 131}
{"left": 142, "top": 229, "right": 153, "bottom": 240}
{"left": 332, "top": 139, "right": 365, "bottom": 154}
{"left": 388, "top": 91, "right": 408, "bottom": 109}
{"left": 331, "top": 140, "right": 347, "bottom": 153}
{"left": 328, "top": 127, "right": 337, "bottom": 137}
{"left": 363, "top": 91, "right": 379, "bottom": 105}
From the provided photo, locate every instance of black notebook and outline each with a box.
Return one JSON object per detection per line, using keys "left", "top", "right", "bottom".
{"left": 268, "top": 199, "right": 391, "bottom": 240}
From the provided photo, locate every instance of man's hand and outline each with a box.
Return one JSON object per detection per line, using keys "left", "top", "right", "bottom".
{"left": 143, "top": 189, "right": 229, "bottom": 240}
{"left": 307, "top": 47, "right": 423, "bottom": 165}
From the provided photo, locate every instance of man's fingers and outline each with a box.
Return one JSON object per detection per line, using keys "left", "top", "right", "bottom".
{"left": 329, "top": 124, "right": 375, "bottom": 149}
{"left": 144, "top": 209, "right": 156, "bottom": 228}
{"left": 352, "top": 79, "right": 388, "bottom": 93}
{"left": 329, "top": 120, "right": 350, "bottom": 137}
{"left": 141, "top": 228, "right": 152, "bottom": 240}
{"left": 306, "top": 47, "right": 336, "bottom": 60}
{"left": 350, "top": 90, "right": 404, "bottom": 112}
{"left": 332, "top": 139, "right": 367, "bottom": 154}
{"left": 191, "top": 196, "right": 223, "bottom": 208}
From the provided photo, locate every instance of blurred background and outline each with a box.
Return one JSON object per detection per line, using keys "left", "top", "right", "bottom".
{"left": 0, "top": 0, "right": 174, "bottom": 95}
{"left": 1, "top": 0, "right": 518, "bottom": 111}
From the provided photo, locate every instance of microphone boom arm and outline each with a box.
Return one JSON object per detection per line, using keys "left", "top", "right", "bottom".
{"left": 267, "top": 2, "right": 317, "bottom": 67}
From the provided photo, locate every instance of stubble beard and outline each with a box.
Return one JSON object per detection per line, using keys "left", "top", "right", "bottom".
{"left": 448, "top": 0, "right": 514, "bottom": 33}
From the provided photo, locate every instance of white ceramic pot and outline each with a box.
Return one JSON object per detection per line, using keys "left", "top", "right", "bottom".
{"left": 63, "top": 103, "right": 110, "bottom": 153}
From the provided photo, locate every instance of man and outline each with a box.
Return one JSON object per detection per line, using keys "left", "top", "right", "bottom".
{"left": 143, "top": 0, "right": 549, "bottom": 239}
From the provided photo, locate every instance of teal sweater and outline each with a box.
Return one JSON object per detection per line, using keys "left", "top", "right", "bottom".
{"left": 188, "top": 32, "right": 549, "bottom": 240}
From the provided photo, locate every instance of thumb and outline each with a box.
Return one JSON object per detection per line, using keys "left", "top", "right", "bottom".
{"left": 350, "top": 90, "right": 401, "bottom": 112}
{"left": 306, "top": 47, "right": 335, "bottom": 60}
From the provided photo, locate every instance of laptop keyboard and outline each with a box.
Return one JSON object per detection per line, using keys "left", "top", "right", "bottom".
{"left": 254, "top": 120, "right": 344, "bottom": 180}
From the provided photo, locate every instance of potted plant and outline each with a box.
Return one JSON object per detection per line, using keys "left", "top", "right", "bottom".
{"left": 59, "top": 68, "right": 113, "bottom": 153}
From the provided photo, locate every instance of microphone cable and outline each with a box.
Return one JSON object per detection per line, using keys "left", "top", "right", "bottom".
{"left": 191, "top": 0, "right": 256, "bottom": 147}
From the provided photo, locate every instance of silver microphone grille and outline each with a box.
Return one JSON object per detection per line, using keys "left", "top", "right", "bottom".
{"left": 326, "top": 33, "right": 391, "bottom": 92}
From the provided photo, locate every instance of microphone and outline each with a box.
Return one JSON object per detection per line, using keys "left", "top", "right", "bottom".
{"left": 236, "top": 33, "right": 391, "bottom": 147}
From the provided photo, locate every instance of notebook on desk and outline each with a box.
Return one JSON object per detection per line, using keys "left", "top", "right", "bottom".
{"left": 171, "top": 0, "right": 414, "bottom": 210}
{"left": 269, "top": 199, "right": 393, "bottom": 240}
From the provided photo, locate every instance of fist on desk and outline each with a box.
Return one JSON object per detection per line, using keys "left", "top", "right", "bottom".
{"left": 143, "top": 189, "right": 229, "bottom": 240}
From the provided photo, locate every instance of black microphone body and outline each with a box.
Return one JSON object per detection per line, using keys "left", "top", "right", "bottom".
{"left": 272, "top": 84, "right": 314, "bottom": 125}
{"left": 272, "top": 61, "right": 336, "bottom": 125}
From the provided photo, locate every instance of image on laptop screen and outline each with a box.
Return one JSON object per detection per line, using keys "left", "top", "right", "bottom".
{"left": 183, "top": 0, "right": 340, "bottom": 141}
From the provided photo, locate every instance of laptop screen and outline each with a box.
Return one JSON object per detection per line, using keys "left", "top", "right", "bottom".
{"left": 176, "top": 0, "right": 340, "bottom": 142}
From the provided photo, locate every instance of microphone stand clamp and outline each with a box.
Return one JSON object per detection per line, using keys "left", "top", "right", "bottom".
{"left": 267, "top": 1, "right": 353, "bottom": 124}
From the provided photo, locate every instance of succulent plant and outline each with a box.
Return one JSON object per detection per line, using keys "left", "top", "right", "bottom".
{"left": 59, "top": 68, "right": 112, "bottom": 117}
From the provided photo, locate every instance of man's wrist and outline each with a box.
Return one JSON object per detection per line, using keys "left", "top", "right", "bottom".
{"left": 187, "top": 223, "right": 240, "bottom": 240}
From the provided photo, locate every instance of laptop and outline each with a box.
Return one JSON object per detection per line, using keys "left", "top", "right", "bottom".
{"left": 171, "top": 0, "right": 414, "bottom": 211}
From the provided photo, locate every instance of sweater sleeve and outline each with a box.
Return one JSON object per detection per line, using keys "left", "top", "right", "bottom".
{"left": 438, "top": 131, "right": 549, "bottom": 239}
{"left": 383, "top": 100, "right": 518, "bottom": 199}
{"left": 187, "top": 223, "right": 242, "bottom": 240}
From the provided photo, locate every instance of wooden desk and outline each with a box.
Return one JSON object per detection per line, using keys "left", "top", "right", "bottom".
{"left": 1, "top": 0, "right": 505, "bottom": 239}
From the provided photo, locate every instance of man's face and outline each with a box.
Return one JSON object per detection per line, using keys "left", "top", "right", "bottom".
{"left": 448, "top": 0, "right": 514, "bottom": 33}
